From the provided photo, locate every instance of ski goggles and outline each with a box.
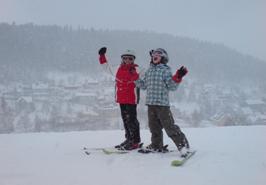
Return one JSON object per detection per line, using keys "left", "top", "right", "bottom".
{"left": 122, "top": 56, "right": 135, "bottom": 61}
{"left": 151, "top": 50, "right": 164, "bottom": 57}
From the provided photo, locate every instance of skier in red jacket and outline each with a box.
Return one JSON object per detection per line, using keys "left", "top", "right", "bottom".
{"left": 98, "top": 47, "right": 141, "bottom": 150}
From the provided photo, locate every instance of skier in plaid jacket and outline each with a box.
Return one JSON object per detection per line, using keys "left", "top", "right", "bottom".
{"left": 136, "top": 60, "right": 178, "bottom": 106}
{"left": 135, "top": 48, "right": 190, "bottom": 156}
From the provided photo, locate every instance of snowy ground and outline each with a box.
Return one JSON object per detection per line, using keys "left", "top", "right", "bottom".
{"left": 0, "top": 126, "right": 265, "bottom": 185}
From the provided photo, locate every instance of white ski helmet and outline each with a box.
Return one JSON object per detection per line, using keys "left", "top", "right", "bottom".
{"left": 152, "top": 48, "right": 168, "bottom": 63}
{"left": 121, "top": 49, "right": 136, "bottom": 59}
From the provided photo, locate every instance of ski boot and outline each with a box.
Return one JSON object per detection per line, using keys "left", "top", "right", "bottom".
{"left": 177, "top": 143, "right": 190, "bottom": 158}
{"left": 138, "top": 144, "right": 169, "bottom": 153}
{"left": 119, "top": 141, "right": 142, "bottom": 151}
{"left": 114, "top": 140, "right": 129, "bottom": 149}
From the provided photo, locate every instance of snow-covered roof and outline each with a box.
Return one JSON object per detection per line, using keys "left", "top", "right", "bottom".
{"left": 32, "top": 83, "right": 49, "bottom": 89}
{"left": 246, "top": 99, "right": 265, "bottom": 105}
{"left": 17, "top": 96, "right": 33, "bottom": 103}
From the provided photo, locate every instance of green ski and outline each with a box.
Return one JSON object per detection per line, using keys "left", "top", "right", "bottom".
{"left": 171, "top": 150, "right": 196, "bottom": 167}
{"left": 102, "top": 148, "right": 129, "bottom": 155}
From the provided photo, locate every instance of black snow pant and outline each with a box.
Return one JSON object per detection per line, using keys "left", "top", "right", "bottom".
{"left": 120, "top": 104, "right": 141, "bottom": 143}
{"left": 148, "top": 105, "right": 189, "bottom": 150}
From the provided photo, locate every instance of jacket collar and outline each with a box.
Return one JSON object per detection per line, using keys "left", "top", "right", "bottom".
{"left": 150, "top": 63, "right": 165, "bottom": 68}
{"left": 120, "top": 63, "right": 138, "bottom": 69}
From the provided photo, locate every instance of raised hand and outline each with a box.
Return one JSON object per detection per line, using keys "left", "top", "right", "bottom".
{"left": 172, "top": 66, "right": 188, "bottom": 83}
{"left": 98, "top": 47, "right": 107, "bottom": 55}
{"left": 177, "top": 66, "right": 188, "bottom": 78}
{"left": 98, "top": 47, "right": 107, "bottom": 64}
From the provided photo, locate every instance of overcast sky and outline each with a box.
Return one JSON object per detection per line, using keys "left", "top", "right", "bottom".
{"left": 1, "top": 0, "right": 265, "bottom": 61}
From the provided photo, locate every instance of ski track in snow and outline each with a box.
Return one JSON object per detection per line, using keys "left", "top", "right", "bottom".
{"left": 0, "top": 126, "right": 266, "bottom": 185}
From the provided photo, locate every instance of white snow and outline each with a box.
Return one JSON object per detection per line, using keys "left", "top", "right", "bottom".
{"left": 0, "top": 126, "right": 265, "bottom": 185}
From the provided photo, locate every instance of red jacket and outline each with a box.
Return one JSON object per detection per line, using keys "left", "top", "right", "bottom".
{"left": 115, "top": 63, "right": 139, "bottom": 104}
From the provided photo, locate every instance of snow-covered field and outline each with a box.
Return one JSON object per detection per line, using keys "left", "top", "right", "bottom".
{"left": 0, "top": 126, "right": 265, "bottom": 185}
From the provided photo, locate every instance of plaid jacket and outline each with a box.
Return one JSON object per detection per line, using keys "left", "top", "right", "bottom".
{"left": 135, "top": 63, "right": 179, "bottom": 106}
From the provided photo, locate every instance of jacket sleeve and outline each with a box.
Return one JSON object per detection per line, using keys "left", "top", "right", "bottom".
{"left": 101, "top": 63, "right": 118, "bottom": 79}
{"left": 163, "top": 68, "right": 179, "bottom": 91}
{"left": 130, "top": 68, "right": 140, "bottom": 81}
{"left": 136, "top": 66, "right": 146, "bottom": 78}
{"left": 135, "top": 71, "right": 147, "bottom": 90}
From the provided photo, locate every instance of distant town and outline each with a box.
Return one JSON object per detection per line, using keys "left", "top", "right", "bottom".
{"left": 1, "top": 76, "right": 265, "bottom": 133}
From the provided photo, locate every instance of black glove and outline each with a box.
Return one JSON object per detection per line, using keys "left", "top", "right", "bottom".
{"left": 177, "top": 66, "right": 188, "bottom": 78}
{"left": 98, "top": 47, "right": 107, "bottom": 55}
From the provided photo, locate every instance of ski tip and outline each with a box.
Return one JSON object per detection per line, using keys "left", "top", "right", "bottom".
{"left": 102, "top": 148, "right": 113, "bottom": 155}
{"left": 171, "top": 160, "right": 183, "bottom": 166}
{"left": 84, "top": 151, "right": 90, "bottom": 155}
{"left": 171, "top": 150, "right": 197, "bottom": 167}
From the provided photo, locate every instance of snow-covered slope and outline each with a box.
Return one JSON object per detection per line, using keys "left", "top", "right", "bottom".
{"left": 0, "top": 126, "right": 265, "bottom": 185}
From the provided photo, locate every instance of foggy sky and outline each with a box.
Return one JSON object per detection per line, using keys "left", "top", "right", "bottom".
{"left": 1, "top": 0, "right": 265, "bottom": 61}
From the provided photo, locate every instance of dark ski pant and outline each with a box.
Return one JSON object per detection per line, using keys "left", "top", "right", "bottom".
{"left": 148, "top": 105, "right": 189, "bottom": 150}
{"left": 120, "top": 104, "right": 141, "bottom": 143}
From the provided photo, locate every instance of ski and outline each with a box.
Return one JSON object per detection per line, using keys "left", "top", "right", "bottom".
{"left": 102, "top": 148, "right": 130, "bottom": 155}
{"left": 102, "top": 143, "right": 143, "bottom": 155}
{"left": 83, "top": 147, "right": 123, "bottom": 154}
{"left": 83, "top": 146, "right": 117, "bottom": 155}
{"left": 171, "top": 150, "right": 196, "bottom": 167}
{"left": 83, "top": 147, "right": 103, "bottom": 155}
{"left": 83, "top": 143, "right": 143, "bottom": 155}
